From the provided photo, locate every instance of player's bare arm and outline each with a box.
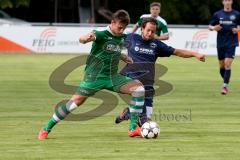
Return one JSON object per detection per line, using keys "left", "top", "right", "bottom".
{"left": 120, "top": 54, "right": 133, "bottom": 64}
{"left": 79, "top": 32, "right": 96, "bottom": 44}
{"left": 154, "top": 34, "right": 169, "bottom": 40}
{"left": 173, "top": 49, "right": 205, "bottom": 62}
{"left": 209, "top": 24, "right": 222, "bottom": 31}
{"left": 132, "top": 24, "right": 139, "bottom": 33}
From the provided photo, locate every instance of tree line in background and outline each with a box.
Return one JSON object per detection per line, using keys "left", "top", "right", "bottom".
{"left": 1, "top": 0, "right": 240, "bottom": 24}
{"left": 148, "top": 0, "right": 240, "bottom": 24}
{"left": 0, "top": 0, "right": 29, "bottom": 8}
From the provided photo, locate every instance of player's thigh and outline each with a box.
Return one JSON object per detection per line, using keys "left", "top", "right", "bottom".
{"left": 225, "top": 47, "right": 236, "bottom": 59}
{"left": 105, "top": 74, "right": 133, "bottom": 94}
{"left": 76, "top": 79, "right": 105, "bottom": 97}
{"left": 218, "top": 46, "right": 235, "bottom": 61}
{"left": 224, "top": 47, "right": 235, "bottom": 69}
{"left": 217, "top": 47, "right": 226, "bottom": 61}
{"left": 119, "top": 79, "right": 143, "bottom": 95}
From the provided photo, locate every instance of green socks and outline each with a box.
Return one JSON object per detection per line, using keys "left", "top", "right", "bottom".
{"left": 129, "top": 96, "right": 144, "bottom": 131}
{"left": 43, "top": 100, "right": 78, "bottom": 132}
{"left": 43, "top": 117, "right": 56, "bottom": 132}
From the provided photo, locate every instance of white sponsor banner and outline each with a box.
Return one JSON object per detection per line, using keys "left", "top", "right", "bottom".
{"left": 0, "top": 26, "right": 103, "bottom": 53}
{"left": 166, "top": 28, "right": 217, "bottom": 55}
{"left": 167, "top": 28, "right": 240, "bottom": 56}
{"left": 0, "top": 25, "right": 239, "bottom": 55}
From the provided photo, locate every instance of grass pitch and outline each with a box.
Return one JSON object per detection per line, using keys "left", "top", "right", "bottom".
{"left": 0, "top": 54, "right": 240, "bottom": 160}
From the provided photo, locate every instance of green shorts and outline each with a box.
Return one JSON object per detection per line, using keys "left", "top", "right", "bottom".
{"left": 76, "top": 74, "right": 132, "bottom": 96}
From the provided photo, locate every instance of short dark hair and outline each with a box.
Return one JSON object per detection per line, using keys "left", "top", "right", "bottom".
{"left": 141, "top": 17, "right": 158, "bottom": 28}
{"left": 112, "top": 10, "right": 130, "bottom": 25}
{"left": 150, "top": 2, "right": 161, "bottom": 8}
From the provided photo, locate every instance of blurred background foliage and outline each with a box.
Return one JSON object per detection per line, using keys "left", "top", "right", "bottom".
{"left": 1, "top": 0, "right": 240, "bottom": 24}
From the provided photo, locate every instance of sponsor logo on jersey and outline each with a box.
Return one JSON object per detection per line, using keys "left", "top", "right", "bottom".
{"left": 134, "top": 46, "right": 154, "bottom": 55}
{"left": 220, "top": 20, "right": 233, "bottom": 25}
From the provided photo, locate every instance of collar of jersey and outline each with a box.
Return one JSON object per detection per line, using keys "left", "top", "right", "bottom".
{"left": 106, "top": 25, "right": 118, "bottom": 36}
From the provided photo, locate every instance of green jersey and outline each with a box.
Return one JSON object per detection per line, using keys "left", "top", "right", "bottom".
{"left": 84, "top": 26, "right": 126, "bottom": 78}
{"left": 137, "top": 14, "right": 168, "bottom": 36}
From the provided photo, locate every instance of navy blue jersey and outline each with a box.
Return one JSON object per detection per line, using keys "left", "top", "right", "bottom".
{"left": 209, "top": 9, "right": 240, "bottom": 48}
{"left": 120, "top": 33, "right": 175, "bottom": 84}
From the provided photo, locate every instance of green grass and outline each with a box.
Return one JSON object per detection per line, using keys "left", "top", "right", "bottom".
{"left": 0, "top": 54, "right": 240, "bottom": 160}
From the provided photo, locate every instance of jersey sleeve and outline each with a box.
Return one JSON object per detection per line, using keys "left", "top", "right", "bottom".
{"left": 160, "top": 22, "right": 169, "bottom": 34}
{"left": 156, "top": 41, "right": 175, "bottom": 57}
{"left": 136, "top": 17, "right": 144, "bottom": 27}
{"left": 93, "top": 30, "right": 104, "bottom": 42}
{"left": 123, "top": 33, "right": 132, "bottom": 49}
{"left": 209, "top": 12, "right": 219, "bottom": 26}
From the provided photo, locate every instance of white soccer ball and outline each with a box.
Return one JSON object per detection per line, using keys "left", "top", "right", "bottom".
{"left": 141, "top": 121, "right": 160, "bottom": 139}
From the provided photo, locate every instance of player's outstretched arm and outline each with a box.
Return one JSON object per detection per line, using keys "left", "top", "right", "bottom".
{"left": 154, "top": 34, "right": 169, "bottom": 40}
{"left": 173, "top": 49, "right": 205, "bottom": 62}
{"left": 132, "top": 24, "right": 139, "bottom": 33}
{"left": 79, "top": 32, "right": 96, "bottom": 44}
{"left": 120, "top": 54, "right": 133, "bottom": 64}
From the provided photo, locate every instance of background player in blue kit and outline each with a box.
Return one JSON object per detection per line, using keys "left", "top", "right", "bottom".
{"left": 115, "top": 18, "right": 205, "bottom": 125}
{"left": 209, "top": 0, "right": 240, "bottom": 95}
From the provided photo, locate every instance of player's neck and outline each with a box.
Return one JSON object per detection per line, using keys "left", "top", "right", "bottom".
{"left": 108, "top": 25, "right": 118, "bottom": 36}
{"left": 141, "top": 35, "right": 150, "bottom": 41}
{"left": 224, "top": 6, "right": 232, "bottom": 12}
{"left": 151, "top": 14, "right": 159, "bottom": 18}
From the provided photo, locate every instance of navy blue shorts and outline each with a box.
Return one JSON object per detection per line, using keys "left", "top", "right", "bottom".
{"left": 217, "top": 47, "right": 236, "bottom": 60}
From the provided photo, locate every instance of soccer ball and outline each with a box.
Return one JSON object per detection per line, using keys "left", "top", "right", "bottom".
{"left": 141, "top": 121, "right": 160, "bottom": 139}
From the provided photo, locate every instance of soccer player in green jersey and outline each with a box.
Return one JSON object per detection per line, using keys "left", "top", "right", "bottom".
{"left": 132, "top": 2, "right": 169, "bottom": 40}
{"left": 38, "top": 10, "right": 144, "bottom": 140}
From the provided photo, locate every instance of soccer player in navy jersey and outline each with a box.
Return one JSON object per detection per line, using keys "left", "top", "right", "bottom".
{"left": 209, "top": 0, "right": 240, "bottom": 95}
{"left": 115, "top": 18, "right": 205, "bottom": 125}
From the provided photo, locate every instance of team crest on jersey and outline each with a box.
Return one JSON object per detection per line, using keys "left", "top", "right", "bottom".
{"left": 150, "top": 42, "right": 157, "bottom": 49}
{"left": 230, "top": 15, "right": 236, "bottom": 21}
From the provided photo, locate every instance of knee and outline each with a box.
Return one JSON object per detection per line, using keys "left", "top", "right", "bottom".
{"left": 224, "top": 63, "right": 231, "bottom": 69}
{"left": 132, "top": 85, "right": 145, "bottom": 97}
{"left": 224, "top": 59, "right": 233, "bottom": 69}
{"left": 71, "top": 95, "right": 87, "bottom": 106}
